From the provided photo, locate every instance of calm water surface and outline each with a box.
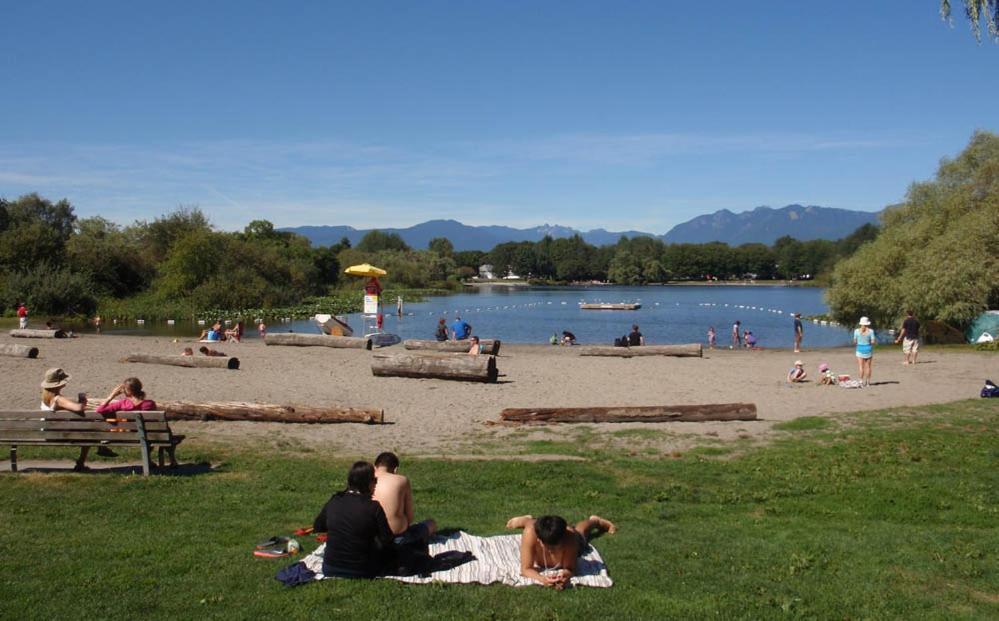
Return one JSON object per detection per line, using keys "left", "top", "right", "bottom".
{"left": 35, "top": 285, "right": 858, "bottom": 348}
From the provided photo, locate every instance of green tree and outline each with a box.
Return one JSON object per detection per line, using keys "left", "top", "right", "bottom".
{"left": 427, "top": 237, "right": 454, "bottom": 257}
{"left": 827, "top": 131, "right": 999, "bottom": 328}
{"left": 356, "top": 230, "right": 410, "bottom": 253}
{"left": 66, "top": 217, "right": 152, "bottom": 297}
{"left": 941, "top": 0, "right": 999, "bottom": 43}
{"left": 0, "top": 193, "right": 77, "bottom": 272}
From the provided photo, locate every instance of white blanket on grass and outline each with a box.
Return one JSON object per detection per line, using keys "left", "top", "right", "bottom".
{"left": 301, "top": 531, "right": 613, "bottom": 588}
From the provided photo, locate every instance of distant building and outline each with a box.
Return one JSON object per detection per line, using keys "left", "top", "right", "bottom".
{"left": 478, "top": 264, "right": 496, "bottom": 279}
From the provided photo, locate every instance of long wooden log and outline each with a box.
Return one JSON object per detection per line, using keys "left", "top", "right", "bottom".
{"left": 160, "top": 400, "right": 384, "bottom": 424}
{"left": 265, "top": 333, "right": 372, "bottom": 350}
{"left": 9, "top": 329, "right": 67, "bottom": 339}
{"left": 404, "top": 339, "right": 501, "bottom": 355}
{"left": 0, "top": 344, "right": 39, "bottom": 358}
{"left": 578, "top": 343, "right": 703, "bottom": 358}
{"left": 120, "top": 353, "right": 240, "bottom": 370}
{"left": 500, "top": 403, "right": 756, "bottom": 424}
{"left": 371, "top": 352, "right": 498, "bottom": 383}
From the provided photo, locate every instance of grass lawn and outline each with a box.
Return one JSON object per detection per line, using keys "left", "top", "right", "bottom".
{"left": 1, "top": 400, "right": 996, "bottom": 620}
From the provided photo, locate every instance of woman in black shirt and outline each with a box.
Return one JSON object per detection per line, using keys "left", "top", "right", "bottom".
{"left": 313, "top": 461, "right": 395, "bottom": 578}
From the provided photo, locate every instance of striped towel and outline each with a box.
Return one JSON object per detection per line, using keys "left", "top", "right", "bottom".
{"left": 301, "top": 530, "right": 613, "bottom": 588}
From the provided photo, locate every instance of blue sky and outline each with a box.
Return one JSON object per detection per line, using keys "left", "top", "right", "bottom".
{"left": 2, "top": 1, "right": 997, "bottom": 233}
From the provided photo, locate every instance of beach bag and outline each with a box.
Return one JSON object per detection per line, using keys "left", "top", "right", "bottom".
{"left": 982, "top": 380, "right": 999, "bottom": 398}
{"left": 614, "top": 336, "right": 628, "bottom": 347}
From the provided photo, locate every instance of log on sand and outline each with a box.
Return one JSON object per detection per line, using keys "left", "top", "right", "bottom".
{"left": 500, "top": 403, "right": 757, "bottom": 424}
{"left": 0, "top": 344, "right": 39, "bottom": 358}
{"left": 161, "top": 400, "right": 383, "bottom": 424}
{"left": 371, "top": 352, "right": 498, "bottom": 383}
{"left": 578, "top": 343, "right": 703, "bottom": 358}
{"left": 121, "top": 353, "right": 240, "bottom": 370}
{"left": 265, "top": 333, "right": 372, "bottom": 350}
{"left": 404, "top": 339, "right": 501, "bottom": 355}
{"left": 9, "top": 329, "right": 67, "bottom": 339}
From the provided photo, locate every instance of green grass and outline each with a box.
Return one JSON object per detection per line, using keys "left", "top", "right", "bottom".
{"left": 1, "top": 400, "right": 997, "bottom": 620}
{"left": 773, "top": 416, "right": 835, "bottom": 432}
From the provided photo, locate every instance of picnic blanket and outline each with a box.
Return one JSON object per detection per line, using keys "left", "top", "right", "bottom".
{"left": 299, "top": 530, "right": 613, "bottom": 588}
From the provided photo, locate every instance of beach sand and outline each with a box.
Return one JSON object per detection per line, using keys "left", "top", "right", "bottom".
{"left": 1, "top": 334, "right": 994, "bottom": 459}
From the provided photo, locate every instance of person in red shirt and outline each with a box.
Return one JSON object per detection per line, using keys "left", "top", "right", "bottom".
{"left": 95, "top": 377, "right": 156, "bottom": 414}
{"left": 16, "top": 302, "right": 28, "bottom": 329}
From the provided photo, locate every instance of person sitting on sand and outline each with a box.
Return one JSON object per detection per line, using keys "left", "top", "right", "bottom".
{"left": 561, "top": 330, "right": 577, "bottom": 346}
{"left": 371, "top": 452, "right": 437, "bottom": 547}
{"left": 199, "top": 345, "right": 226, "bottom": 357}
{"left": 506, "top": 514, "right": 617, "bottom": 590}
{"left": 181, "top": 347, "right": 194, "bottom": 356}
{"left": 467, "top": 335, "right": 482, "bottom": 355}
{"left": 818, "top": 362, "right": 837, "bottom": 385}
{"left": 787, "top": 360, "right": 807, "bottom": 383}
{"left": 39, "top": 367, "right": 114, "bottom": 471}
{"left": 745, "top": 331, "right": 758, "bottom": 349}
{"left": 435, "top": 318, "right": 448, "bottom": 342}
{"left": 313, "top": 461, "right": 395, "bottom": 579}
{"left": 198, "top": 321, "right": 225, "bottom": 342}
{"left": 628, "top": 324, "right": 644, "bottom": 346}
{"left": 225, "top": 320, "right": 244, "bottom": 342}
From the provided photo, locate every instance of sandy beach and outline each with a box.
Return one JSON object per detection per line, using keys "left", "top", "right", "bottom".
{"left": 1, "top": 333, "right": 994, "bottom": 459}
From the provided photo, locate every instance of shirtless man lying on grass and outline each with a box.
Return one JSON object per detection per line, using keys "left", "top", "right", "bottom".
{"left": 506, "top": 514, "right": 617, "bottom": 589}
{"left": 372, "top": 452, "right": 437, "bottom": 547}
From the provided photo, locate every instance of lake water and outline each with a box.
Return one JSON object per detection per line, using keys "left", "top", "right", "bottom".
{"left": 36, "top": 285, "right": 858, "bottom": 348}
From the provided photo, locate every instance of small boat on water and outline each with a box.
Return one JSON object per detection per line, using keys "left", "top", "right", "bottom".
{"left": 314, "top": 314, "right": 354, "bottom": 337}
{"left": 579, "top": 302, "right": 642, "bottom": 310}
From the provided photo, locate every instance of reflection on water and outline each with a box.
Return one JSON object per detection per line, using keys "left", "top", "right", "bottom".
{"left": 5, "top": 285, "right": 859, "bottom": 347}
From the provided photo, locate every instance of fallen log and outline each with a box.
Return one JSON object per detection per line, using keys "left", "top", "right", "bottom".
{"left": 120, "top": 353, "right": 240, "bottom": 370}
{"left": 9, "top": 329, "right": 67, "bottom": 339}
{"left": 578, "top": 343, "right": 702, "bottom": 358}
{"left": 0, "top": 344, "right": 39, "bottom": 358}
{"left": 160, "top": 400, "right": 383, "bottom": 424}
{"left": 265, "top": 333, "right": 372, "bottom": 350}
{"left": 404, "top": 339, "right": 501, "bottom": 355}
{"left": 371, "top": 352, "right": 498, "bottom": 383}
{"left": 500, "top": 403, "right": 757, "bottom": 424}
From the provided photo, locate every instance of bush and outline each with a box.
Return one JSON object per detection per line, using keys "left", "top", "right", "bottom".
{"left": 0, "top": 264, "right": 98, "bottom": 317}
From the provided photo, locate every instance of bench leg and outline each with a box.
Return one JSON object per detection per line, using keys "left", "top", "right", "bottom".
{"left": 139, "top": 440, "right": 151, "bottom": 476}
{"left": 10, "top": 446, "right": 16, "bottom": 473}
{"left": 168, "top": 445, "right": 179, "bottom": 468}
{"left": 158, "top": 447, "right": 165, "bottom": 469}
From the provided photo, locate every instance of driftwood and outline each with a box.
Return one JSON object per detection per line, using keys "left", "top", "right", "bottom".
{"left": 371, "top": 352, "right": 498, "bottom": 383}
{"left": 404, "top": 339, "right": 502, "bottom": 355}
{"left": 500, "top": 403, "right": 757, "bottom": 424}
{"left": 265, "top": 333, "right": 372, "bottom": 350}
{"left": 121, "top": 353, "right": 240, "bottom": 370}
{"left": 160, "top": 400, "right": 383, "bottom": 424}
{"left": 578, "top": 344, "right": 703, "bottom": 358}
{"left": 9, "top": 329, "right": 67, "bottom": 339}
{"left": 0, "top": 344, "right": 39, "bottom": 358}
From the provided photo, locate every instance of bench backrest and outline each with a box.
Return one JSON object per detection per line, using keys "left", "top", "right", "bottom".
{"left": 0, "top": 411, "right": 176, "bottom": 445}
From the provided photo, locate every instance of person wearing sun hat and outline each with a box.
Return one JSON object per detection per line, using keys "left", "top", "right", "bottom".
{"left": 39, "top": 368, "right": 113, "bottom": 471}
{"left": 852, "top": 316, "right": 876, "bottom": 387}
{"left": 787, "top": 359, "right": 807, "bottom": 383}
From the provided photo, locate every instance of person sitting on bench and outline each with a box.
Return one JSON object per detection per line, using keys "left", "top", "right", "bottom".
{"left": 39, "top": 367, "right": 113, "bottom": 471}
{"left": 505, "top": 514, "right": 617, "bottom": 589}
{"left": 95, "top": 377, "right": 156, "bottom": 415}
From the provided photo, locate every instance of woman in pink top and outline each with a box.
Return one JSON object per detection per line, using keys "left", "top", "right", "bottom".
{"left": 96, "top": 377, "right": 156, "bottom": 414}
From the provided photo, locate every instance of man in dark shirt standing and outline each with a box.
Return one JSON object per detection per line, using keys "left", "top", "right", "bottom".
{"left": 313, "top": 461, "right": 395, "bottom": 578}
{"left": 895, "top": 310, "right": 921, "bottom": 365}
{"left": 627, "top": 324, "right": 644, "bottom": 346}
{"left": 793, "top": 313, "right": 804, "bottom": 353}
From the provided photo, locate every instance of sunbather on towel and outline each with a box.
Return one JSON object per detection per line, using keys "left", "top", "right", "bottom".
{"left": 506, "top": 514, "right": 616, "bottom": 589}
{"left": 373, "top": 452, "right": 437, "bottom": 546}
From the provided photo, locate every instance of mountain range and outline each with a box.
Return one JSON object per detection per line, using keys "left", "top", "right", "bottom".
{"left": 281, "top": 204, "right": 881, "bottom": 251}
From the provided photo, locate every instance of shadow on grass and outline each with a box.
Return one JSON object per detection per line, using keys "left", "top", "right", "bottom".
{"left": 10, "top": 461, "right": 217, "bottom": 477}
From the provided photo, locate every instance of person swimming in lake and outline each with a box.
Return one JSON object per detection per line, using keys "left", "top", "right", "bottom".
{"left": 506, "top": 514, "right": 617, "bottom": 589}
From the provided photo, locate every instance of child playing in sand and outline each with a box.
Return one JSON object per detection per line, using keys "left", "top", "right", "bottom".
{"left": 505, "top": 514, "right": 616, "bottom": 590}
{"left": 818, "top": 362, "right": 837, "bottom": 385}
{"left": 787, "top": 360, "right": 807, "bottom": 383}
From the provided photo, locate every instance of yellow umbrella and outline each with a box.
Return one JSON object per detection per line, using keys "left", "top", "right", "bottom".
{"left": 344, "top": 263, "right": 387, "bottom": 277}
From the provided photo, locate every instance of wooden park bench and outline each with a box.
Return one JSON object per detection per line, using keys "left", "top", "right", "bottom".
{"left": 0, "top": 411, "right": 184, "bottom": 476}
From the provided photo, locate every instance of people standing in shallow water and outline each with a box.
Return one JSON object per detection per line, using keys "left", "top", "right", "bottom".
{"left": 506, "top": 514, "right": 617, "bottom": 589}
{"left": 853, "top": 316, "right": 876, "bottom": 387}
{"left": 793, "top": 313, "right": 804, "bottom": 353}
{"left": 731, "top": 320, "right": 741, "bottom": 348}
{"left": 707, "top": 326, "right": 716, "bottom": 349}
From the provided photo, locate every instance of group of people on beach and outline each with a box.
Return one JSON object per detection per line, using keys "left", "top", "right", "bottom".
{"left": 314, "top": 454, "right": 615, "bottom": 588}
{"left": 37, "top": 368, "right": 157, "bottom": 471}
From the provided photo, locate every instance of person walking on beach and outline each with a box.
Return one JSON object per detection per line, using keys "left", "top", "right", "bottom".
{"left": 853, "top": 316, "right": 876, "bottom": 387}
{"left": 895, "top": 310, "right": 920, "bottom": 365}
{"left": 731, "top": 320, "right": 741, "bottom": 348}
{"left": 707, "top": 326, "right": 716, "bottom": 349}
{"left": 16, "top": 302, "right": 28, "bottom": 329}
{"left": 793, "top": 313, "right": 804, "bottom": 353}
